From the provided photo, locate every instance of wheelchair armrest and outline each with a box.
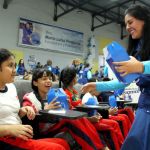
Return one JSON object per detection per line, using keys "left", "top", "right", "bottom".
{"left": 22, "top": 114, "right": 59, "bottom": 139}
{"left": 99, "top": 102, "right": 109, "bottom": 105}
{"left": 22, "top": 110, "right": 87, "bottom": 139}
{"left": 0, "top": 141, "right": 24, "bottom": 150}
{"left": 75, "top": 105, "right": 109, "bottom": 119}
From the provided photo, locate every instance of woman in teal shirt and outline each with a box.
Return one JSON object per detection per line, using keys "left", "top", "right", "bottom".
{"left": 82, "top": 4, "right": 150, "bottom": 150}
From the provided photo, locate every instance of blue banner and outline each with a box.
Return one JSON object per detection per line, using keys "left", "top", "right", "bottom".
{"left": 18, "top": 18, "right": 83, "bottom": 55}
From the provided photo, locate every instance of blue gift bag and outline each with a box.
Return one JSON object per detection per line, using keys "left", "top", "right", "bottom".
{"left": 109, "top": 95, "right": 117, "bottom": 107}
{"left": 47, "top": 88, "right": 69, "bottom": 110}
{"left": 104, "top": 41, "right": 140, "bottom": 84}
{"left": 85, "top": 97, "right": 98, "bottom": 117}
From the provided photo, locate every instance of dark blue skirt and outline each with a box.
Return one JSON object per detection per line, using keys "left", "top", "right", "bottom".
{"left": 121, "top": 108, "right": 150, "bottom": 150}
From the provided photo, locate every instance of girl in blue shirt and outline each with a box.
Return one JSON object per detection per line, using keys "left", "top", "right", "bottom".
{"left": 17, "top": 59, "right": 26, "bottom": 75}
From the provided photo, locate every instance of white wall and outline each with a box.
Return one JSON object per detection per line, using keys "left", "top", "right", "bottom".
{"left": 0, "top": 0, "right": 127, "bottom": 70}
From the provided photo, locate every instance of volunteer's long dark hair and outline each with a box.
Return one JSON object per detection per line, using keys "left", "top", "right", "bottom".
{"left": 0, "top": 48, "right": 14, "bottom": 69}
{"left": 59, "top": 66, "right": 77, "bottom": 89}
{"left": 125, "top": 4, "right": 150, "bottom": 61}
{"left": 31, "top": 68, "right": 52, "bottom": 100}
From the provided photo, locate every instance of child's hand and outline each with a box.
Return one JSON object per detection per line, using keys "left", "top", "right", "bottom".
{"left": 44, "top": 97, "right": 61, "bottom": 110}
{"left": 19, "top": 106, "right": 35, "bottom": 120}
{"left": 87, "top": 114, "right": 102, "bottom": 123}
{"left": 109, "top": 107, "right": 118, "bottom": 115}
{"left": 7, "top": 124, "right": 33, "bottom": 140}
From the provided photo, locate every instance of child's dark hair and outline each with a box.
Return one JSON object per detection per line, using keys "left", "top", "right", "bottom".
{"left": 0, "top": 48, "right": 14, "bottom": 68}
{"left": 102, "top": 77, "right": 111, "bottom": 81}
{"left": 88, "top": 77, "right": 97, "bottom": 83}
{"left": 59, "top": 66, "right": 77, "bottom": 89}
{"left": 32, "top": 68, "right": 52, "bottom": 93}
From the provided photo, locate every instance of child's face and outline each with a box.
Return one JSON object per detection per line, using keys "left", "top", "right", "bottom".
{"left": 34, "top": 74, "right": 52, "bottom": 95}
{"left": 0, "top": 56, "right": 16, "bottom": 85}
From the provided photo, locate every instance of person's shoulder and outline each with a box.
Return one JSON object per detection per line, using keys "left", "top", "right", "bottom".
{"left": 6, "top": 83, "right": 17, "bottom": 95}
{"left": 6, "top": 83, "right": 16, "bottom": 89}
{"left": 82, "top": 92, "right": 92, "bottom": 103}
{"left": 84, "top": 92, "right": 91, "bottom": 97}
{"left": 82, "top": 92, "right": 92, "bottom": 99}
{"left": 23, "top": 91, "right": 35, "bottom": 99}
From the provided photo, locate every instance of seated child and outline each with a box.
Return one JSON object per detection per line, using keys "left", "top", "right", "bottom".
{"left": 0, "top": 48, "right": 69, "bottom": 150}
{"left": 99, "top": 77, "right": 134, "bottom": 124}
{"left": 59, "top": 67, "right": 125, "bottom": 150}
{"left": 85, "top": 78, "right": 133, "bottom": 138}
{"left": 23, "top": 68, "right": 109, "bottom": 150}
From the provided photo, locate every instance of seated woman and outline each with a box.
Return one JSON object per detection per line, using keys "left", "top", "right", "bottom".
{"left": 59, "top": 67, "right": 126, "bottom": 150}
{"left": 23, "top": 68, "right": 109, "bottom": 150}
{"left": 0, "top": 48, "right": 69, "bottom": 150}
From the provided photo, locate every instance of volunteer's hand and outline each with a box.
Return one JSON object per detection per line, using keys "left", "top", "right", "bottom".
{"left": 113, "top": 56, "right": 144, "bottom": 76}
{"left": 81, "top": 82, "right": 96, "bottom": 94}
